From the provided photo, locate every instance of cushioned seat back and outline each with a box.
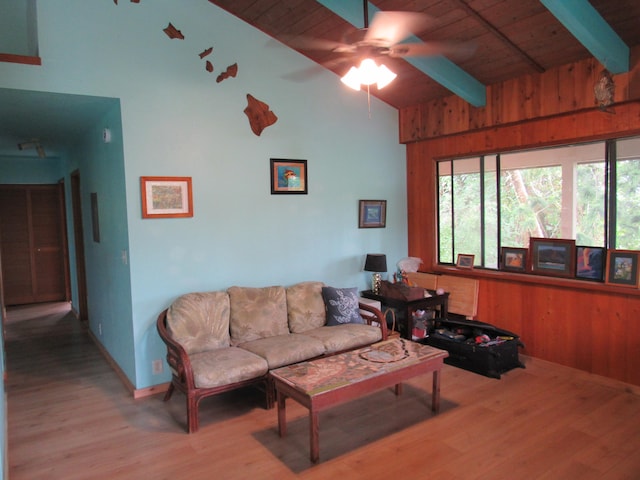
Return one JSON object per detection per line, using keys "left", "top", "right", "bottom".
{"left": 286, "top": 281, "right": 326, "bottom": 333}
{"left": 166, "top": 291, "right": 231, "bottom": 355}
{"left": 228, "top": 285, "right": 289, "bottom": 344}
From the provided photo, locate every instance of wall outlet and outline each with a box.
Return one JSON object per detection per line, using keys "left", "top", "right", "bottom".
{"left": 152, "top": 359, "right": 164, "bottom": 375}
{"left": 98, "top": 323, "right": 102, "bottom": 336}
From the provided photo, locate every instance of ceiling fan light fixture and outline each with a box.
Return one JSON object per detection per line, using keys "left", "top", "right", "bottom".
{"left": 340, "top": 58, "right": 397, "bottom": 91}
{"left": 341, "top": 65, "right": 362, "bottom": 90}
{"left": 375, "top": 63, "right": 397, "bottom": 89}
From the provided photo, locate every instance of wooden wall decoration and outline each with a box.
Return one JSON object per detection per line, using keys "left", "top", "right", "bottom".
{"left": 216, "top": 63, "right": 238, "bottom": 83}
{"left": 113, "top": 4, "right": 270, "bottom": 135}
{"left": 198, "top": 47, "right": 213, "bottom": 59}
{"left": 163, "top": 23, "right": 184, "bottom": 40}
{"left": 243, "top": 94, "right": 277, "bottom": 136}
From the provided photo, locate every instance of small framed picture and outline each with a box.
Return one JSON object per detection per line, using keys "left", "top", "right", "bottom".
{"left": 605, "top": 250, "right": 639, "bottom": 288}
{"left": 270, "top": 158, "right": 307, "bottom": 194}
{"left": 359, "top": 200, "right": 387, "bottom": 228}
{"left": 500, "top": 247, "right": 527, "bottom": 272}
{"left": 575, "top": 246, "right": 605, "bottom": 282}
{"left": 456, "top": 254, "right": 475, "bottom": 269}
{"left": 140, "top": 176, "right": 193, "bottom": 219}
{"left": 529, "top": 238, "right": 575, "bottom": 278}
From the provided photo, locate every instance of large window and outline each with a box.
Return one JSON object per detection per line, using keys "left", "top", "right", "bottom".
{"left": 437, "top": 136, "right": 640, "bottom": 268}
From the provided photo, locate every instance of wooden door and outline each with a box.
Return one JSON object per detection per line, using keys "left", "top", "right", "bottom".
{"left": 0, "top": 184, "right": 70, "bottom": 306}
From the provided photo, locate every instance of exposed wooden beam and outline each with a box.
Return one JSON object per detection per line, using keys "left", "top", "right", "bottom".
{"left": 541, "top": 0, "right": 629, "bottom": 73}
{"left": 316, "top": 0, "right": 487, "bottom": 107}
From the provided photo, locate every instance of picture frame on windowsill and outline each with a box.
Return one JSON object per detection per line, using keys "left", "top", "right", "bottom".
{"left": 529, "top": 237, "right": 575, "bottom": 278}
{"left": 605, "top": 249, "right": 640, "bottom": 288}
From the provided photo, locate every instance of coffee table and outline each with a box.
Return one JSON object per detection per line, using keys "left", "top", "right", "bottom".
{"left": 269, "top": 338, "right": 449, "bottom": 463}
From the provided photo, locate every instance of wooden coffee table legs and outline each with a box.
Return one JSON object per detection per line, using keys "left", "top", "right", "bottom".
{"left": 276, "top": 390, "right": 321, "bottom": 463}
{"left": 432, "top": 369, "right": 441, "bottom": 413}
{"left": 276, "top": 369, "right": 442, "bottom": 464}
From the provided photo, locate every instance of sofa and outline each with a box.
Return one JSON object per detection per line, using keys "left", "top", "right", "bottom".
{"left": 156, "top": 281, "right": 387, "bottom": 432}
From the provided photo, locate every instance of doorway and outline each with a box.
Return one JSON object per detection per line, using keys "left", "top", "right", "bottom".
{"left": 70, "top": 171, "right": 89, "bottom": 322}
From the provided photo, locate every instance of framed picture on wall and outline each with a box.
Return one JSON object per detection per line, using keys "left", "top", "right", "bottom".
{"left": 359, "top": 200, "right": 387, "bottom": 228}
{"left": 529, "top": 238, "right": 576, "bottom": 278}
{"left": 575, "top": 246, "right": 606, "bottom": 282}
{"left": 140, "top": 176, "right": 193, "bottom": 219}
{"left": 605, "top": 250, "right": 640, "bottom": 287}
{"left": 270, "top": 158, "right": 308, "bottom": 194}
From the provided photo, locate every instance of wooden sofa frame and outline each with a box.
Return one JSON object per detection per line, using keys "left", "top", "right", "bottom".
{"left": 156, "top": 302, "right": 387, "bottom": 433}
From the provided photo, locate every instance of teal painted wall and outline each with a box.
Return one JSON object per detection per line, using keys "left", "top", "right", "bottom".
{"left": 0, "top": 0, "right": 407, "bottom": 390}
{"left": 0, "top": 156, "right": 63, "bottom": 183}
{"left": 0, "top": 0, "right": 35, "bottom": 56}
{"left": 66, "top": 103, "right": 135, "bottom": 379}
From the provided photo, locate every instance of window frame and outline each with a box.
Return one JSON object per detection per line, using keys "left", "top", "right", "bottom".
{"left": 436, "top": 135, "right": 640, "bottom": 273}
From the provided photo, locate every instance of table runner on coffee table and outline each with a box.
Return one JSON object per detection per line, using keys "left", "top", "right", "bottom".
{"left": 272, "top": 338, "right": 444, "bottom": 395}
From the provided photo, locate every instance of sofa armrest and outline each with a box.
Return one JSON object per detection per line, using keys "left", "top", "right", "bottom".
{"left": 358, "top": 302, "right": 388, "bottom": 340}
{"left": 156, "top": 309, "right": 196, "bottom": 391}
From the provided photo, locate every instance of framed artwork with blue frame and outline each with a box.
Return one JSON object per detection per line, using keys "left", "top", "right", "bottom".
{"left": 359, "top": 200, "right": 387, "bottom": 228}
{"left": 270, "top": 158, "right": 307, "bottom": 194}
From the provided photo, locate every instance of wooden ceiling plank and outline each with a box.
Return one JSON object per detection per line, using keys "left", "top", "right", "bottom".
{"left": 541, "top": 0, "right": 629, "bottom": 73}
{"left": 449, "top": 0, "right": 545, "bottom": 73}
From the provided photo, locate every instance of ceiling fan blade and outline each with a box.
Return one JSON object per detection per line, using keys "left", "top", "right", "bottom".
{"left": 283, "top": 57, "right": 351, "bottom": 82}
{"left": 365, "top": 11, "right": 432, "bottom": 47}
{"left": 278, "top": 34, "right": 353, "bottom": 54}
{"left": 389, "top": 40, "right": 478, "bottom": 59}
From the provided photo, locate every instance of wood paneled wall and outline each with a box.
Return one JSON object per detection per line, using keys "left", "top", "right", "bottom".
{"left": 402, "top": 49, "right": 640, "bottom": 386}
{"left": 400, "top": 47, "right": 640, "bottom": 143}
{"left": 476, "top": 273, "right": 640, "bottom": 386}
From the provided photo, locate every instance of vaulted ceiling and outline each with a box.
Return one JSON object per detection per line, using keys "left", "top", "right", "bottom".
{"left": 208, "top": 0, "right": 640, "bottom": 110}
{"left": 2, "top": 1, "right": 639, "bottom": 160}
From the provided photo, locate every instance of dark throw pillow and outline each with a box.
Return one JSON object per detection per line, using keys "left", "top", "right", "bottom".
{"left": 321, "top": 286, "right": 364, "bottom": 326}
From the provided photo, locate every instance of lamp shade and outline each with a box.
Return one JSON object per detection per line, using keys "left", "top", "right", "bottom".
{"left": 364, "top": 254, "right": 387, "bottom": 272}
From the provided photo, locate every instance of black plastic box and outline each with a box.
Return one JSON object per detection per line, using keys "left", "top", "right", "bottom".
{"left": 419, "top": 317, "right": 525, "bottom": 379}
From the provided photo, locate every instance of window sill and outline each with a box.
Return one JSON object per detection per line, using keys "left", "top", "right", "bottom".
{"left": 0, "top": 53, "right": 41, "bottom": 65}
{"left": 431, "top": 264, "right": 640, "bottom": 297}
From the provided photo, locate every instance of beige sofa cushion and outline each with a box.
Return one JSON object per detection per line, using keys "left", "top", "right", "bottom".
{"left": 166, "top": 291, "right": 230, "bottom": 355}
{"left": 190, "top": 347, "right": 268, "bottom": 388}
{"left": 286, "top": 281, "right": 327, "bottom": 333}
{"left": 301, "top": 324, "right": 383, "bottom": 354}
{"left": 239, "top": 334, "right": 326, "bottom": 369}
{"left": 228, "top": 285, "right": 289, "bottom": 344}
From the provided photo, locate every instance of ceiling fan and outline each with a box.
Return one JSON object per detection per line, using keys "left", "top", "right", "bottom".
{"left": 285, "top": 0, "right": 475, "bottom": 91}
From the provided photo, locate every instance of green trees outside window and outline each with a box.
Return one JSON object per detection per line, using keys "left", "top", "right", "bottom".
{"left": 438, "top": 136, "right": 640, "bottom": 268}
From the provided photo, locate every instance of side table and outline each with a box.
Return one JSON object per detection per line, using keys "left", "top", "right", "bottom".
{"left": 361, "top": 289, "right": 449, "bottom": 340}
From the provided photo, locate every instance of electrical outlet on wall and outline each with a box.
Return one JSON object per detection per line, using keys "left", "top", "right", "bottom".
{"left": 152, "top": 359, "right": 164, "bottom": 375}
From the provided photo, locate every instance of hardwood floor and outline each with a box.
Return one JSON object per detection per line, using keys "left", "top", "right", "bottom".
{"left": 5, "top": 303, "right": 640, "bottom": 479}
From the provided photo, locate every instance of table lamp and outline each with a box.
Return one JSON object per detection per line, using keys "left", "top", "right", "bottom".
{"left": 364, "top": 254, "right": 387, "bottom": 294}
